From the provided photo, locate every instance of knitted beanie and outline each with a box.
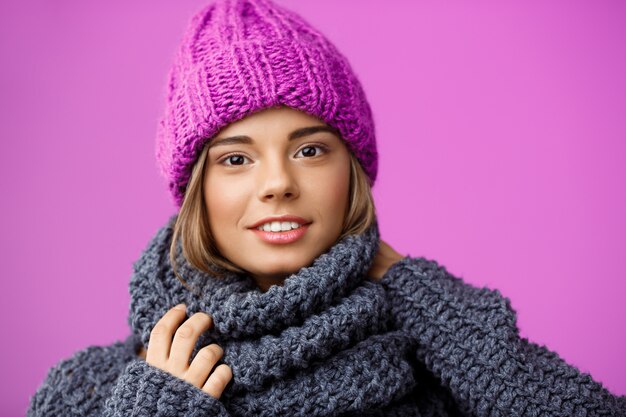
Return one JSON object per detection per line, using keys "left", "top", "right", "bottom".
{"left": 155, "top": 0, "right": 378, "bottom": 207}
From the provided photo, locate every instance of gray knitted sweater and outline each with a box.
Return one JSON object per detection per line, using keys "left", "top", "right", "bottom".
{"left": 28, "top": 215, "right": 626, "bottom": 416}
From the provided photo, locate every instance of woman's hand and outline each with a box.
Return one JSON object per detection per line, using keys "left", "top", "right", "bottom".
{"left": 139, "top": 304, "right": 232, "bottom": 399}
{"left": 367, "top": 239, "right": 406, "bottom": 282}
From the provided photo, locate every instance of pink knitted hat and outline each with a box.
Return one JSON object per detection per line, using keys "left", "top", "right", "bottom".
{"left": 156, "top": 0, "right": 378, "bottom": 207}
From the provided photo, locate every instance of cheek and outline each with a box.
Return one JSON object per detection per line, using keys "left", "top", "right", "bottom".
{"left": 305, "top": 161, "right": 351, "bottom": 212}
{"left": 204, "top": 176, "right": 249, "bottom": 228}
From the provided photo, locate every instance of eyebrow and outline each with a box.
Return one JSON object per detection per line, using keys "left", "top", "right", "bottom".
{"left": 207, "top": 125, "right": 341, "bottom": 150}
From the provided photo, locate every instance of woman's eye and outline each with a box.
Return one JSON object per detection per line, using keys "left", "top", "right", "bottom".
{"left": 295, "top": 145, "right": 327, "bottom": 158}
{"left": 220, "top": 154, "right": 250, "bottom": 166}
{"left": 219, "top": 145, "right": 327, "bottom": 166}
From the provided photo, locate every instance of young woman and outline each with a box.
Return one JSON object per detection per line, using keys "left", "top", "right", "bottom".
{"left": 28, "top": 0, "right": 626, "bottom": 416}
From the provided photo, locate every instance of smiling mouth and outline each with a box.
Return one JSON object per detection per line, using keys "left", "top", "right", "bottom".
{"left": 251, "top": 223, "right": 311, "bottom": 244}
{"left": 253, "top": 221, "right": 309, "bottom": 232}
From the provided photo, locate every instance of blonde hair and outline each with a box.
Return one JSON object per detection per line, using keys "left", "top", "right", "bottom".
{"left": 169, "top": 141, "right": 377, "bottom": 289}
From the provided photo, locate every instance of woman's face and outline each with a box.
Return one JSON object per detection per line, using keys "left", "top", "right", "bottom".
{"left": 203, "top": 106, "right": 351, "bottom": 291}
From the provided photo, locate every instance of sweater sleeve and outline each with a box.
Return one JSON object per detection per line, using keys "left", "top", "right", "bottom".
{"left": 27, "top": 334, "right": 231, "bottom": 417}
{"left": 379, "top": 256, "right": 626, "bottom": 417}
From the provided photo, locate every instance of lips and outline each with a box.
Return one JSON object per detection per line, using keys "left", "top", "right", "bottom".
{"left": 251, "top": 223, "right": 311, "bottom": 244}
{"left": 248, "top": 214, "right": 312, "bottom": 229}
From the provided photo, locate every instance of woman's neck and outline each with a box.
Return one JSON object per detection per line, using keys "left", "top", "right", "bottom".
{"left": 252, "top": 273, "right": 289, "bottom": 293}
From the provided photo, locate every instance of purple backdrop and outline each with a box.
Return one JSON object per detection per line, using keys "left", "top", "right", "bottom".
{"left": 2, "top": 1, "right": 625, "bottom": 415}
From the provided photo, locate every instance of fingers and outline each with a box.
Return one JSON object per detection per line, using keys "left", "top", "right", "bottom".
{"left": 146, "top": 304, "right": 188, "bottom": 366}
{"left": 185, "top": 344, "right": 223, "bottom": 387}
{"left": 145, "top": 303, "right": 232, "bottom": 397}
{"left": 168, "top": 312, "right": 213, "bottom": 374}
{"left": 203, "top": 364, "right": 233, "bottom": 399}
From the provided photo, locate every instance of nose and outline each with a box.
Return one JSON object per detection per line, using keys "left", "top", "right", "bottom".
{"left": 256, "top": 158, "right": 299, "bottom": 202}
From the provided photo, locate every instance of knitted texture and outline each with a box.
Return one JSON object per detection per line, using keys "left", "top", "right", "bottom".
{"left": 28, "top": 215, "right": 626, "bottom": 416}
{"left": 156, "top": 0, "right": 378, "bottom": 207}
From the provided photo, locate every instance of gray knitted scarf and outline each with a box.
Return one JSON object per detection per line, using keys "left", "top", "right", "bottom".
{"left": 126, "top": 214, "right": 426, "bottom": 414}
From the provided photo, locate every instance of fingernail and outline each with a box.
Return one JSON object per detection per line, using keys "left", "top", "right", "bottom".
{"left": 174, "top": 303, "right": 186, "bottom": 311}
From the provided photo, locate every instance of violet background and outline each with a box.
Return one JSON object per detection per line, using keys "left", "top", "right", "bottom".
{"left": 1, "top": 0, "right": 625, "bottom": 415}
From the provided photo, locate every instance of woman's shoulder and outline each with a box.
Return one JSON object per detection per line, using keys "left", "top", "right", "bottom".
{"left": 58, "top": 333, "right": 143, "bottom": 369}
{"left": 27, "top": 333, "right": 143, "bottom": 417}
{"left": 378, "top": 254, "right": 520, "bottom": 337}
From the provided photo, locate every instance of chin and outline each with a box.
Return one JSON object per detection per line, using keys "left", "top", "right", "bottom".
{"left": 245, "top": 253, "right": 315, "bottom": 278}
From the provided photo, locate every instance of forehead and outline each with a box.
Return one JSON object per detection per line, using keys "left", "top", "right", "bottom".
{"left": 217, "top": 106, "right": 327, "bottom": 134}
{"left": 208, "top": 107, "right": 341, "bottom": 150}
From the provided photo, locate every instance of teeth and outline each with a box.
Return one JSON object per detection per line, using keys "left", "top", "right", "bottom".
{"left": 257, "top": 221, "right": 303, "bottom": 232}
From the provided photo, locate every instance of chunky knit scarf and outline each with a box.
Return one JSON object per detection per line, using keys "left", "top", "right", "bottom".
{"left": 27, "top": 215, "right": 626, "bottom": 417}
{"left": 126, "top": 214, "right": 430, "bottom": 415}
